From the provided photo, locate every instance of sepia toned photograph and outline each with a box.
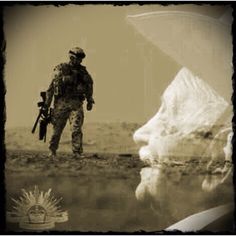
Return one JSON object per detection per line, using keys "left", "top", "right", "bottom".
{"left": 2, "top": 2, "right": 235, "bottom": 233}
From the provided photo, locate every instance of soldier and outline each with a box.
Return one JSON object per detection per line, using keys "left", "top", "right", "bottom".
{"left": 44, "top": 47, "right": 94, "bottom": 159}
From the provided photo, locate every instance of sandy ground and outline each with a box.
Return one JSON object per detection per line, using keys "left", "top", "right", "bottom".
{"left": 5, "top": 149, "right": 222, "bottom": 178}
{"left": 5, "top": 123, "right": 144, "bottom": 178}
{"left": 5, "top": 150, "right": 145, "bottom": 177}
{"left": 5, "top": 122, "right": 141, "bottom": 154}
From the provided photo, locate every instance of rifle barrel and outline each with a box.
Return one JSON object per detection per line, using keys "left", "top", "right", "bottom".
{"left": 31, "top": 111, "right": 42, "bottom": 133}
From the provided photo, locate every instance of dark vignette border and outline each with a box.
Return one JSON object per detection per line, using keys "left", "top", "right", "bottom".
{"left": 0, "top": 2, "right": 6, "bottom": 234}
{"left": 232, "top": 1, "right": 236, "bottom": 233}
{"left": 0, "top": 1, "right": 235, "bottom": 235}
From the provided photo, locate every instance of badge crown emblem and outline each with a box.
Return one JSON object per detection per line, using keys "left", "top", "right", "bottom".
{"left": 7, "top": 186, "right": 68, "bottom": 230}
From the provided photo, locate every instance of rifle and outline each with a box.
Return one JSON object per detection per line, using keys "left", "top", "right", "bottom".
{"left": 32, "top": 91, "right": 52, "bottom": 142}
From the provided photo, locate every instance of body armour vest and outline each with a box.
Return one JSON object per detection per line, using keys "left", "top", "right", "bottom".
{"left": 53, "top": 63, "right": 87, "bottom": 101}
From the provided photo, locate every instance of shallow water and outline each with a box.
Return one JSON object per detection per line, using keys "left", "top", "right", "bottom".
{"left": 5, "top": 168, "right": 234, "bottom": 232}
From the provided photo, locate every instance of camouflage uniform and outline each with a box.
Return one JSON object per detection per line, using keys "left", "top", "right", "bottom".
{"left": 45, "top": 62, "right": 94, "bottom": 155}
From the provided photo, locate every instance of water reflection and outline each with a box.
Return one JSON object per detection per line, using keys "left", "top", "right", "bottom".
{"left": 6, "top": 173, "right": 167, "bottom": 232}
{"left": 135, "top": 165, "right": 233, "bottom": 230}
{"left": 6, "top": 163, "right": 234, "bottom": 232}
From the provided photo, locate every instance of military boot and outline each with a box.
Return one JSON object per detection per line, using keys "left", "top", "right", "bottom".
{"left": 48, "top": 149, "right": 57, "bottom": 159}
{"left": 72, "top": 152, "right": 85, "bottom": 159}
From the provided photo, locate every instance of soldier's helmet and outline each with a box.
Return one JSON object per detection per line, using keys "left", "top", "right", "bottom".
{"left": 69, "top": 47, "right": 86, "bottom": 59}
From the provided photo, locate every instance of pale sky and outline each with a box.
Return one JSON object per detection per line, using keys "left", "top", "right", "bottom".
{"left": 4, "top": 4, "right": 231, "bottom": 128}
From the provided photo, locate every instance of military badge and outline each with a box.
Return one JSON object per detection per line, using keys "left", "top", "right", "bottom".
{"left": 7, "top": 186, "right": 68, "bottom": 231}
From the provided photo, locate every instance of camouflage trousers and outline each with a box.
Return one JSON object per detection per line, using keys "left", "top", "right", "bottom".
{"left": 49, "top": 99, "right": 84, "bottom": 154}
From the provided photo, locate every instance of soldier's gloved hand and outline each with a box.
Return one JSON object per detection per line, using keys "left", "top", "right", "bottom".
{"left": 87, "top": 98, "right": 94, "bottom": 111}
{"left": 41, "top": 105, "right": 48, "bottom": 117}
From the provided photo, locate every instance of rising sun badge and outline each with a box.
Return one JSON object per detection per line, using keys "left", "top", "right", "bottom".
{"left": 7, "top": 185, "right": 68, "bottom": 231}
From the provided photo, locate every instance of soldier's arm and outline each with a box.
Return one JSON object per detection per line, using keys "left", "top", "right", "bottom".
{"left": 83, "top": 68, "right": 94, "bottom": 103}
{"left": 44, "top": 67, "right": 60, "bottom": 108}
{"left": 44, "top": 81, "right": 54, "bottom": 108}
